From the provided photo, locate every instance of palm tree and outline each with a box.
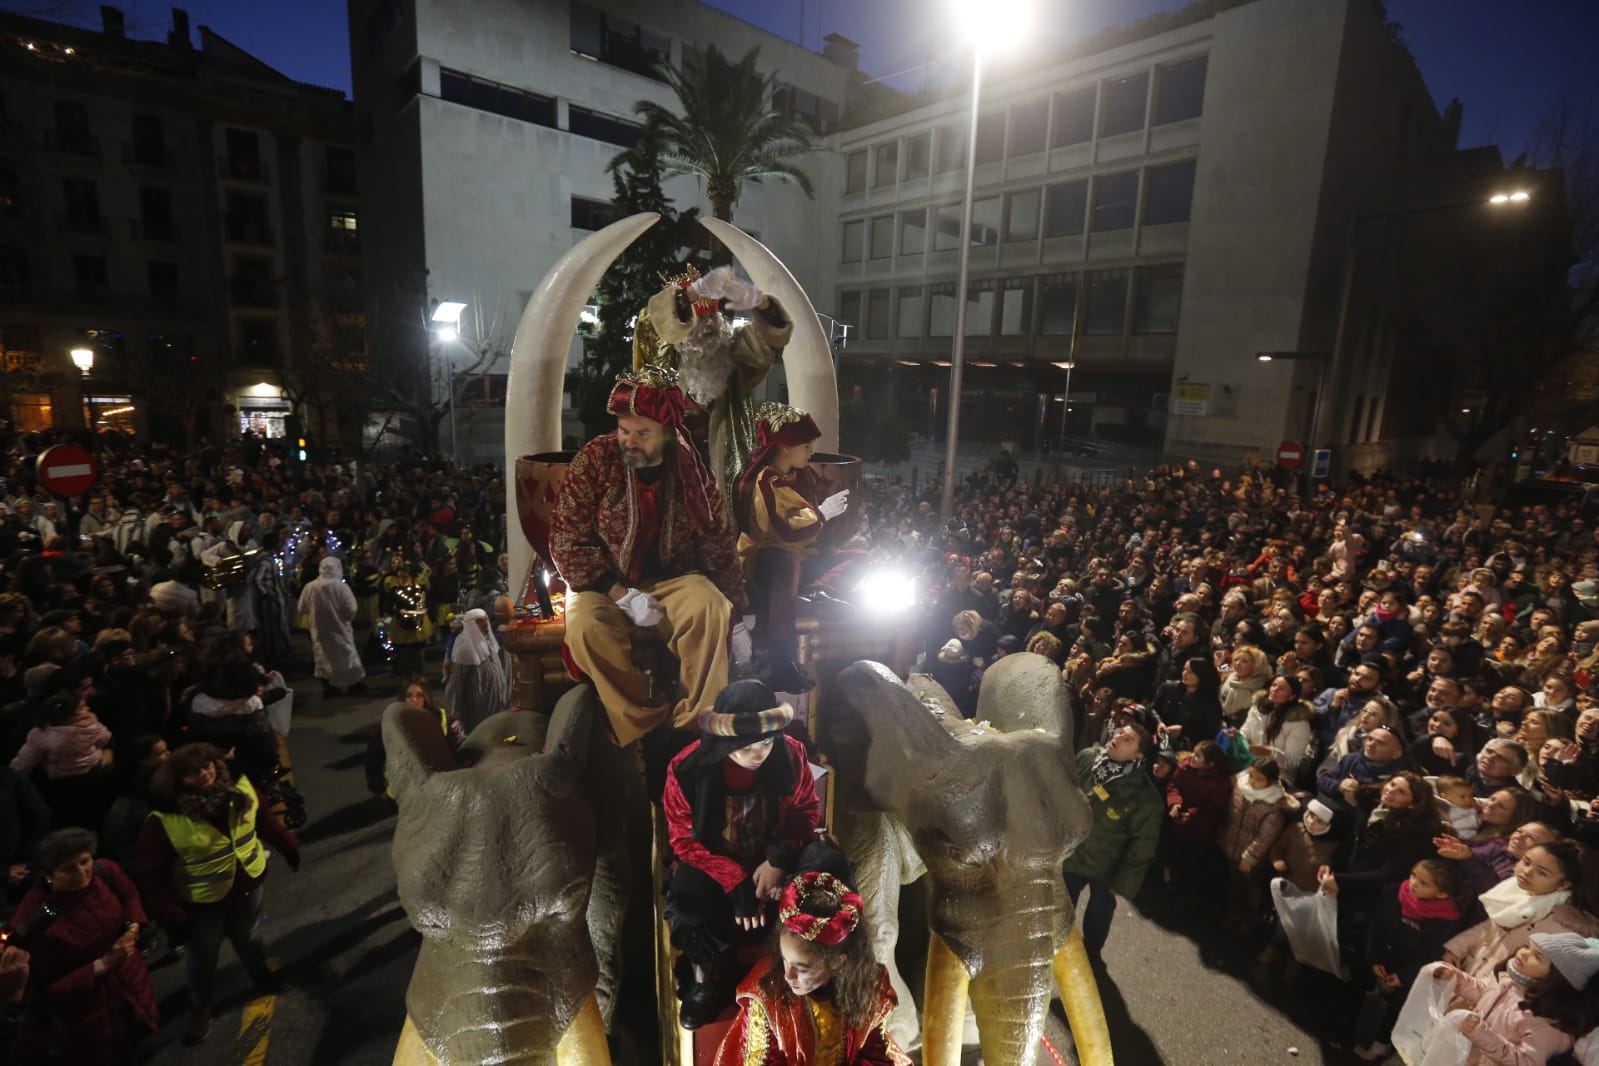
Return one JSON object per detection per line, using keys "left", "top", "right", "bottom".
{"left": 629, "top": 44, "right": 816, "bottom": 223}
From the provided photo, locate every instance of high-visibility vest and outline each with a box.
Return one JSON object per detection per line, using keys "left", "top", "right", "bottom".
{"left": 153, "top": 777, "right": 268, "bottom": 903}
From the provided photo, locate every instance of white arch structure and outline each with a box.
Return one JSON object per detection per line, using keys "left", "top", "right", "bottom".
{"left": 503, "top": 213, "right": 840, "bottom": 593}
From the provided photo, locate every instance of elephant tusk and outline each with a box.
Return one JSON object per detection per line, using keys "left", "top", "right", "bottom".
{"left": 392, "top": 1016, "right": 440, "bottom": 1066}
{"left": 555, "top": 992, "right": 613, "bottom": 1066}
{"left": 922, "top": 932, "right": 971, "bottom": 1066}
{"left": 1052, "top": 926, "right": 1114, "bottom": 1066}
{"left": 698, "top": 218, "right": 839, "bottom": 452}
{"left": 504, "top": 211, "right": 661, "bottom": 593}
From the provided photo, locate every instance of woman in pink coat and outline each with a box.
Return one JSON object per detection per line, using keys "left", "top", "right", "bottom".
{"left": 1443, "top": 840, "right": 1599, "bottom": 980}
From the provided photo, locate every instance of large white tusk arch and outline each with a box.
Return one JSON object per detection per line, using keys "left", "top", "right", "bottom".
{"left": 504, "top": 211, "right": 661, "bottom": 594}
{"left": 699, "top": 218, "right": 839, "bottom": 452}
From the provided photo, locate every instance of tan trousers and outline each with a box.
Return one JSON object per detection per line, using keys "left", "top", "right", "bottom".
{"left": 564, "top": 574, "right": 732, "bottom": 746}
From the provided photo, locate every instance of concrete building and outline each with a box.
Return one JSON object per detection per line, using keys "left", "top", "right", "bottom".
{"left": 349, "top": 0, "right": 854, "bottom": 461}
{"left": 829, "top": 0, "right": 1549, "bottom": 474}
{"left": 0, "top": 6, "right": 360, "bottom": 445}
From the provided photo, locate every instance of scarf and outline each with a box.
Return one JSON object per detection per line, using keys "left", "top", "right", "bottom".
{"left": 1090, "top": 754, "right": 1140, "bottom": 787}
{"left": 1478, "top": 875, "right": 1570, "bottom": 929}
{"left": 1507, "top": 957, "right": 1536, "bottom": 987}
{"left": 1399, "top": 880, "right": 1461, "bottom": 923}
{"left": 1236, "top": 770, "right": 1284, "bottom": 806}
{"left": 1375, "top": 604, "right": 1403, "bottom": 623}
{"left": 175, "top": 777, "right": 242, "bottom": 824}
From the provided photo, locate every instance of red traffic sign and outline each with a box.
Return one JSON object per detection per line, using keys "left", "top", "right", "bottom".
{"left": 1276, "top": 440, "right": 1305, "bottom": 469}
{"left": 36, "top": 444, "right": 98, "bottom": 496}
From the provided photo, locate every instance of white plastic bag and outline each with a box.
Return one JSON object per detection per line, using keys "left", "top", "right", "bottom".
{"left": 1392, "top": 963, "right": 1475, "bottom": 1066}
{"left": 264, "top": 674, "right": 294, "bottom": 736}
{"left": 1269, "top": 876, "right": 1347, "bottom": 979}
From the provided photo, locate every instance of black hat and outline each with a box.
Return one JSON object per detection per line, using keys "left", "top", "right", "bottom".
{"left": 698, "top": 679, "right": 793, "bottom": 740}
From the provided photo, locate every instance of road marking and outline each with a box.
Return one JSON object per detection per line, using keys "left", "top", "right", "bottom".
{"left": 47, "top": 463, "right": 92, "bottom": 478}
{"left": 235, "top": 958, "right": 280, "bottom": 1066}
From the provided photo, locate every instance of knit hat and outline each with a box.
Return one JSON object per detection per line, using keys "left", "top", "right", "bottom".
{"left": 1306, "top": 798, "right": 1336, "bottom": 825}
{"left": 1529, "top": 933, "right": 1599, "bottom": 989}
{"left": 697, "top": 679, "right": 793, "bottom": 741}
{"left": 779, "top": 871, "right": 864, "bottom": 946}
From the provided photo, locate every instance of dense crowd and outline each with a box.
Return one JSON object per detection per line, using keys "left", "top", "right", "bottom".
{"left": 854, "top": 458, "right": 1599, "bottom": 1063}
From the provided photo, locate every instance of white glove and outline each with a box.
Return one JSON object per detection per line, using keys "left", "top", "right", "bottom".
{"left": 731, "top": 618, "right": 754, "bottom": 665}
{"left": 818, "top": 490, "right": 850, "bottom": 521}
{"left": 615, "top": 588, "right": 664, "bottom": 628}
{"left": 690, "top": 266, "right": 763, "bottom": 311}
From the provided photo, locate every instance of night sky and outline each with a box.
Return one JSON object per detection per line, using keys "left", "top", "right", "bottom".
{"left": 5, "top": 0, "right": 1594, "bottom": 157}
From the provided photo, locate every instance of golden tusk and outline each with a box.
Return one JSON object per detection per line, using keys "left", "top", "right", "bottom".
{"left": 555, "top": 992, "right": 613, "bottom": 1066}
{"left": 922, "top": 933, "right": 971, "bottom": 1066}
{"left": 392, "top": 1016, "right": 441, "bottom": 1066}
{"left": 1052, "top": 926, "right": 1113, "bottom": 1066}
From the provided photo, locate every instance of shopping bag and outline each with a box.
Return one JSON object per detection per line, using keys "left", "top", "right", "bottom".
{"left": 1269, "top": 876, "right": 1347, "bottom": 979}
{"left": 263, "top": 676, "right": 294, "bottom": 736}
{"left": 1391, "top": 963, "right": 1475, "bottom": 1066}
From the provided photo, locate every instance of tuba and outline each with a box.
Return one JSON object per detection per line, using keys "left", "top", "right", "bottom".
{"left": 202, "top": 546, "right": 265, "bottom": 590}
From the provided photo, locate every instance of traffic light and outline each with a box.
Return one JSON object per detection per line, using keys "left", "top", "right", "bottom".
{"left": 297, "top": 436, "right": 308, "bottom": 462}
{"left": 284, "top": 414, "right": 307, "bottom": 462}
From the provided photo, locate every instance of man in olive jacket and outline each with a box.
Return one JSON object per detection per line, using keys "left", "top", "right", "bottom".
{"left": 1062, "top": 723, "right": 1162, "bottom": 959}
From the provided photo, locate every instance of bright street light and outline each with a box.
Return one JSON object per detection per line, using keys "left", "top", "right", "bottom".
{"left": 435, "top": 325, "right": 458, "bottom": 343}
{"left": 431, "top": 300, "right": 467, "bottom": 324}
{"left": 1488, "top": 190, "right": 1531, "bottom": 205}
{"left": 949, "top": 0, "right": 1032, "bottom": 46}
{"left": 70, "top": 347, "right": 94, "bottom": 376}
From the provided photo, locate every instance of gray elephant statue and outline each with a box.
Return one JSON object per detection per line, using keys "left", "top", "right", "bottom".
{"left": 383, "top": 686, "right": 632, "bottom": 1066}
{"left": 821, "top": 654, "right": 1108, "bottom": 1066}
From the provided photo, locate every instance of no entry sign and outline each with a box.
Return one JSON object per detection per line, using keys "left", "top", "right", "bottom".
{"left": 36, "top": 444, "right": 98, "bottom": 496}
{"left": 1276, "top": 441, "right": 1305, "bottom": 469}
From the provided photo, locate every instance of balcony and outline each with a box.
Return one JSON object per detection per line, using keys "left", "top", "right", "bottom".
{"left": 225, "top": 217, "right": 275, "bottom": 247}
{"left": 217, "top": 155, "right": 272, "bottom": 183}
{"left": 39, "top": 128, "right": 100, "bottom": 158}
{"left": 228, "top": 280, "right": 279, "bottom": 309}
{"left": 54, "top": 212, "right": 108, "bottom": 236}
{"left": 122, "top": 142, "right": 173, "bottom": 168}
{"left": 321, "top": 172, "right": 358, "bottom": 196}
{"left": 324, "top": 229, "right": 360, "bottom": 256}
{"left": 130, "top": 218, "right": 182, "bottom": 243}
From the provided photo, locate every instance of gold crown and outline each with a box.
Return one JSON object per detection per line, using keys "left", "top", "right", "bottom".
{"left": 614, "top": 363, "right": 681, "bottom": 391}
{"left": 659, "top": 263, "right": 718, "bottom": 312}
{"left": 756, "top": 401, "right": 808, "bottom": 432}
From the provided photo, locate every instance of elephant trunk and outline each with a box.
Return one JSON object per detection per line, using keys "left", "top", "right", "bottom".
{"left": 968, "top": 941, "right": 1057, "bottom": 1066}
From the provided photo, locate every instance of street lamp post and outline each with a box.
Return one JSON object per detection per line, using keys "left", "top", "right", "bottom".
{"left": 70, "top": 346, "right": 95, "bottom": 438}
{"left": 430, "top": 300, "right": 468, "bottom": 459}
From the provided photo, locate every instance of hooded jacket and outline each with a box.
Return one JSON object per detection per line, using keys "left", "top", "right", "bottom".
{"left": 1062, "top": 746, "right": 1162, "bottom": 897}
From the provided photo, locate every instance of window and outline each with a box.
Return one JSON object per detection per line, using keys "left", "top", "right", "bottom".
{"left": 1005, "top": 188, "right": 1041, "bottom": 242}
{"left": 1100, "top": 72, "right": 1149, "bottom": 137}
{"left": 1133, "top": 265, "right": 1183, "bottom": 333}
{"left": 139, "top": 187, "right": 175, "bottom": 240}
{"left": 53, "top": 98, "right": 91, "bottom": 152}
{"left": 872, "top": 142, "right": 897, "bottom": 187}
{"left": 1144, "top": 160, "right": 1196, "bottom": 225}
{"left": 1010, "top": 100, "right": 1048, "bottom": 157}
{"left": 238, "top": 317, "right": 280, "bottom": 363}
{"left": 569, "top": 1, "right": 669, "bottom": 81}
{"left": 970, "top": 196, "right": 1001, "bottom": 246}
{"left": 439, "top": 68, "right": 557, "bottom": 128}
{"left": 0, "top": 247, "right": 28, "bottom": 295}
{"left": 844, "top": 151, "right": 867, "bottom": 194}
{"left": 866, "top": 288, "right": 891, "bottom": 339}
{"left": 899, "top": 208, "right": 926, "bottom": 255}
{"left": 869, "top": 215, "right": 895, "bottom": 259}
{"left": 841, "top": 220, "right": 864, "bottom": 262}
{"left": 1084, "top": 270, "right": 1128, "bottom": 335}
{"left": 73, "top": 255, "right": 108, "bottom": 294}
{"left": 224, "top": 128, "right": 262, "bottom": 178}
{"left": 1153, "top": 57, "right": 1207, "bottom": 125}
{"left": 226, "top": 192, "right": 271, "bottom": 244}
{"left": 905, "top": 132, "right": 931, "bottom": 179}
{"left": 999, "top": 279, "right": 1034, "bottom": 335}
{"left": 896, "top": 287, "right": 923, "bottom": 338}
{"left": 974, "top": 112, "right": 1005, "bottom": 165}
{"left": 62, "top": 178, "right": 100, "bottom": 227}
{"left": 933, "top": 204, "right": 963, "bottom": 251}
{"left": 837, "top": 290, "right": 862, "bottom": 331}
{"left": 231, "top": 256, "right": 276, "bottom": 306}
{"left": 571, "top": 197, "right": 619, "bottom": 231}
{"left": 964, "top": 282, "right": 995, "bottom": 336}
{"left": 928, "top": 283, "right": 956, "bottom": 337}
{"left": 935, "top": 125, "right": 965, "bottom": 173}
{"left": 773, "top": 82, "right": 839, "bottom": 136}
{"left": 130, "top": 114, "right": 168, "bottom": 166}
{"left": 1043, "top": 180, "right": 1087, "bottom": 238}
{"left": 1052, "top": 88, "right": 1095, "bottom": 147}
{"left": 1091, "top": 172, "right": 1139, "bottom": 232}
{"left": 325, "top": 147, "right": 357, "bottom": 193}
{"left": 148, "top": 261, "right": 179, "bottom": 297}
{"left": 568, "top": 105, "right": 641, "bottom": 148}
{"left": 1039, "top": 274, "right": 1078, "bottom": 335}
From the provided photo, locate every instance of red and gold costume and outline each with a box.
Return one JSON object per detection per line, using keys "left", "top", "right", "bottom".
{"left": 712, "top": 958, "right": 909, "bottom": 1066}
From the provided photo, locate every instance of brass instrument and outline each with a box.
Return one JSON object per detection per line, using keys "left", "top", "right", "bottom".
{"left": 202, "top": 546, "right": 265, "bottom": 590}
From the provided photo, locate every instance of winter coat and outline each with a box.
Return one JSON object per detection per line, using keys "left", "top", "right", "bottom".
{"left": 1335, "top": 807, "right": 1441, "bottom": 902}
{"left": 1219, "top": 671, "right": 1266, "bottom": 723}
{"left": 1152, "top": 681, "right": 1222, "bottom": 752}
{"left": 10, "top": 715, "right": 112, "bottom": 779}
{"left": 1062, "top": 748, "right": 1163, "bottom": 897}
{"left": 1451, "top": 967, "right": 1575, "bottom": 1066}
{"left": 1265, "top": 821, "right": 1342, "bottom": 891}
{"left": 1363, "top": 887, "right": 1466, "bottom": 989}
{"left": 1445, "top": 905, "right": 1599, "bottom": 981}
{"left": 1218, "top": 785, "right": 1298, "bottom": 869}
{"left": 1164, "top": 763, "right": 1232, "bottom": 850}
{"left": 1407, "top": 733, "right": 1471, "bottom": 776}
{"left": 10, "top": 860, "right": 159, "bottom": 1066}
{"left": 1316, "top": 751, "right": 1412, "bottom": 815}
{"left": 1240, "top": 695, "right": 1316, "bottom": 772}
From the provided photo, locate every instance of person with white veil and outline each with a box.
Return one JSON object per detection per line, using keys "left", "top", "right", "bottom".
{"left": 442, "top": 608, "right": 510, "bottom": 733}
{"left": 297, "top": 555, "right": 367, "bottom": 698}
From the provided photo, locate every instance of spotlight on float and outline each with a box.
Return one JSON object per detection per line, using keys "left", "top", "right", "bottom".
{"left": 431, "top": 300, "right": 468, "bottom": 343}
{"left": 854, "top": 568, "right": 917, "bottom": 615}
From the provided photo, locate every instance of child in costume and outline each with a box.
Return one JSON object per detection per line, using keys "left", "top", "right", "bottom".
{"left": 733, "top": 402, "right": 853, "bottom": 693}
{"left": 713, "top": 871, "right": 911, "bottom": 1066}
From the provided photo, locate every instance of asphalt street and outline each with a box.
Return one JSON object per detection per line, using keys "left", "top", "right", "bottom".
{"left": 130, "top": 664, "right": 1373, "bottom": 1066}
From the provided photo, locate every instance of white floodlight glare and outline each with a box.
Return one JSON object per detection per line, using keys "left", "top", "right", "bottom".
{"left": 435, "top": 326, "right": 458, "bottom": 343}
{"left": 431, "top": 301, "right": 468, "bottom": 324}
{"left": 854, "top": 568, "right": 917, "bottom": 615}
{"left": 948, "top": 0, "right": 1031, "bottom": 49}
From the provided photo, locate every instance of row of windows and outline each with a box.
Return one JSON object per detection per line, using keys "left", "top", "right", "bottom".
{"left": 437, "top": 68, "right": 641, "bottom": 148}
{"left": 570, "top": 0, "right": 670, "bottom": 82}
{"left": 836, "top": 265, "right": 1183, "bottom": 342}
{"left": 841, "top": 160, "right": 1195, "bottom": 262}
{"left": 0, "top": 246, "right": 181, "bottom": 298}
{"left": 844, "top": 57, "right": 1206, "bottom": 193}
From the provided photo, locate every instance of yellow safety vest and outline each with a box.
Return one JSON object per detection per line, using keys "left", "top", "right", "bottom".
{"left": 153, "top": 777, "right": 268, "bottom": 903}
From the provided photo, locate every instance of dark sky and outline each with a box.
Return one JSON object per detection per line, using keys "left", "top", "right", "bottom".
{"left": 7, "top": 0, "right": 1594, "bottom": 157}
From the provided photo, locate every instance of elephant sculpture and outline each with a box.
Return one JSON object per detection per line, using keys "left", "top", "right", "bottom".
{"left": 384, "top": 686, "right": 632, "bottom": 1066}
{"left": 821, "top": 654, "right": 1107, "bottom": 1066}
